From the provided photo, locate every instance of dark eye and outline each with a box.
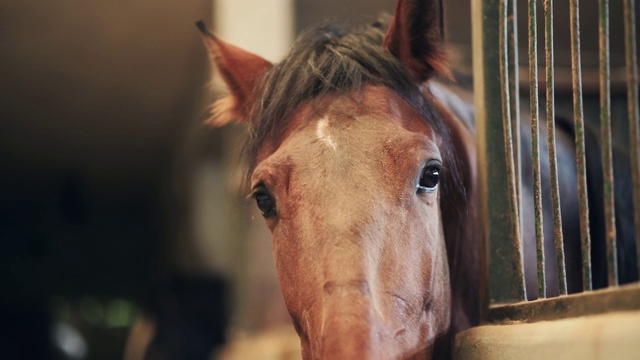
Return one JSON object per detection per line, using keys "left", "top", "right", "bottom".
{"left": 253, "top": 186, "right": 277, "bottom": 218}
{"left": 418, "top": 163, "right": 440, "bottom": 193}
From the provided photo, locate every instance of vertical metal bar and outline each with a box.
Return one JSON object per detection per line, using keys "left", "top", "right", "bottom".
{"left": 599, "top": 0, "right": 618, "bottom": 287}
{"left": 528, "top": 0, "right": 546, "bottom": 298}
{"left": 509, "top": 0, "right": 522, "bottom": 231}
{"left": 570, "top": 0, "right": 593, "bottom": 291}
{"left": 544, "top": 0, "right": 568, "bottom": 296}
{"left": 500, "top": 0, "right": 527, "bottom": 301}
{"left": 623, "top": 0, "right": 640, "bottom": 278}
{"left": 473, "top": 0, "right": 527, "bottom": 304}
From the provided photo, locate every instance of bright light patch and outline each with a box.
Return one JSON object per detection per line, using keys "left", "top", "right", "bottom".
{"left": 316, "top": 117, "right": 337, "bottom": 150}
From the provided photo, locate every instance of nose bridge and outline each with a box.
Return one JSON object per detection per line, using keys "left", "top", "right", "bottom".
{"left": 316, "top": 220, "right": 389, "bottom": 358}
{"left": 316, "top": 205, "right": 384, "bottom": 301}
{"left": 305, "top": 147, "right": 393, "bottom": 357}
{"left": 320, "top": 279, "right": 384, "bottom": 358}
{"left": 321, "top": 279, "right": 374, "bottom": 318}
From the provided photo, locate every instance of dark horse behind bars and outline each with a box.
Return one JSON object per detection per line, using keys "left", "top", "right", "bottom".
{"left": 196, "top": 0, "right": 636, "bottom": 358}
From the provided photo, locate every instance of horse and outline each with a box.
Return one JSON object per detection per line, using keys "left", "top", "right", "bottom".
{"left": 196, "top": 0, "right": 637, "bottom": 358}
{"left": 198, "top": 2, "right": 475, "bottom": 355}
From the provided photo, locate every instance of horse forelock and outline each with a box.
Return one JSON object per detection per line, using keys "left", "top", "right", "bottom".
{"left": 241, "top": 15, "right": 459, "bottom": 197}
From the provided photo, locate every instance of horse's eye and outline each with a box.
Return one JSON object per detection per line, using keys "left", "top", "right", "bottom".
{"left": 253, "top": 187, "right": 277, "bottom": 218}
{"left": 418, "top": 163, "right": 440, "bottom": 193}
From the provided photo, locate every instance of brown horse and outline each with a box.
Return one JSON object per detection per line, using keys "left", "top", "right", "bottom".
{"left": 193, "top": 0, "right": 640, "bottom": 357}
{"left": 196, "top": 0, "right": 640, "bottom": 357}
{"left": 198, "top": 1, "right": 477, "bottom": 357}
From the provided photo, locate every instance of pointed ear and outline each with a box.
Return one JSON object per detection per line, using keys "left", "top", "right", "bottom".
{"left": 382, "top": 0, "right": 450, "bottom": 82}
{"left": 196, "top": 21, "right": 273, "bottom": 127}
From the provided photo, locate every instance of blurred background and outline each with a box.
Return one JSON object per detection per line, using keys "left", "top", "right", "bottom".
{"left": 0, "top": 0, "right": 635, "bottom": 359}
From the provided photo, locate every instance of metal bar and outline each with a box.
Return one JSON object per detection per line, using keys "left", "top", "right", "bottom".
{"left": 624, "top": 0, "right": 640, "bottom": 279}
{"left": 488, "top": 282, "right": 640, "bottom": 324}
{"left": 500, "top": 0, "right": 527, "bottom": 301}
{"left": 473, "top": 0, "right": 527, "bottom": 305}
{"left": 509, "top": 0, "right": 522, "bottom": 231}
{"left": 528, "top": 0, "right": 546, "bottom": 299}
{"left": 570, "top": 0, "right": 593, "bottom": 291}
{"left": 544, "top": 0, "right": 567, "bottom": 296}
{"left": 599, "top": 0, "right": 618, "bottom": 287}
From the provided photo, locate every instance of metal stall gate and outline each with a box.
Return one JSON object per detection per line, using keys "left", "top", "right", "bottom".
{"left": 456, "top": 0, "right": 640, "bottom": 358}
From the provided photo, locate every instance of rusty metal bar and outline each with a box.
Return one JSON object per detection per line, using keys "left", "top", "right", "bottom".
{"left": 599, "top": 0, "right": 618, "bottom": 287}
{"left": 544, "top": 0, "right": 567, "bottom": 296}
{"left": 509, "top": 0, "right": 522, "bottom": 230}
{"left": 528, "top": 0, "right": 546, "bottom": 299}
{"left": 488, "top": 282, "right": 640, "bottom": 323}
{"left": 570, "top": 0, "right": 593, "bottom": 291}
{"left": 624, "top": 0, "right": 640, "bottom": 279}
{"left": 500, "top": 0, "right": 527, "bottom": 301}
{"left": 472, "top": 0, "right": 527, "bottom": 305}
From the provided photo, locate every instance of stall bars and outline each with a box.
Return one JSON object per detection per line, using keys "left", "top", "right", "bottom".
{"left": 471, "top": 0, "right": 640, "bottom": 323}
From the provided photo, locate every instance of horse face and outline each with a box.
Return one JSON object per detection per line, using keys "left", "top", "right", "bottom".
{"left": 249, "top": 86, "right": 451, "bottom": 358}
{"left": 198, "top": 0, "right": 467, "bottom": 357}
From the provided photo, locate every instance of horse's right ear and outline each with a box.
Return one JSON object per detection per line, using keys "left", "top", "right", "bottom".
{"left": 196, "top": 21, "right": 273, "bottom": 127}
{"left": 383, "top": 0, "right": 450, "bottom": 82}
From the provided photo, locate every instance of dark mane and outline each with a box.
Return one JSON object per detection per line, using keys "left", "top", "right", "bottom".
{"left": 243, "top": 15, "right": 462, "bottom": 199}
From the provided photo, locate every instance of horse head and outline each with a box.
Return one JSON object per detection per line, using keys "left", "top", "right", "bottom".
{"left": 199, "top": 0, "right": 479, "bottom": 358}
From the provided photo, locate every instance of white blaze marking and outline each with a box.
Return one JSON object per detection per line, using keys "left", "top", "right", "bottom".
{"left": 316, "top": 116, "right": 337, "bottom": 150}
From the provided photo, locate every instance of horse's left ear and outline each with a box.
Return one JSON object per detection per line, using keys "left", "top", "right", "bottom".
{"left": 196, "top": 21, "right": 273, "bottom": 127}
{"left": 383, "top": 0, "right": 450, "bottom": 82}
